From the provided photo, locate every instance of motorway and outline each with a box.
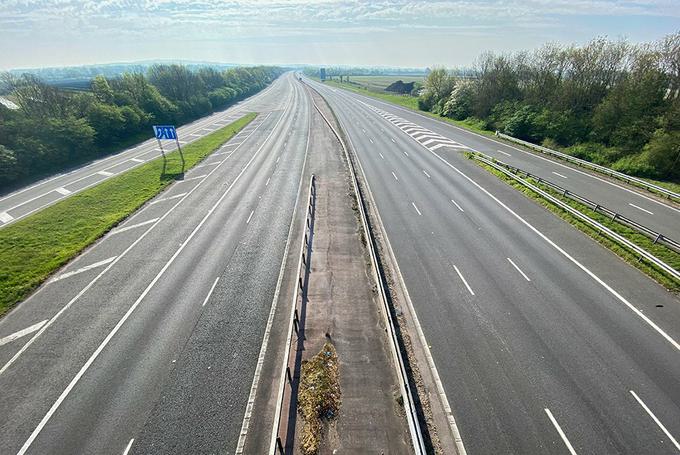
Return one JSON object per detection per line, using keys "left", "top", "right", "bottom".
{"left": 0, "top": 76, "right": 288, "bottom": 228}
{"left": 317, "top": 84, "right": 680, "bottom": 241}
{"left": 0, "top": 72, "right": 310, "bottom": 454}
{"left": 306, "top": 77, "right": 680, "bottom": 454}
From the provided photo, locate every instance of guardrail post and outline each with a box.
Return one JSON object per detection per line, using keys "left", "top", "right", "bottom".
{"left": 653, "top": 234, "right": 661, "bottom": 245}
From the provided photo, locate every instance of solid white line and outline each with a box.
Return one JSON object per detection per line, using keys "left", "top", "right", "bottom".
{"left": 392, "top": 171, "right": 399, "bottom": 181}
{"left": 552, "top": 171, "right": 568, "bottom": 179}
{"left": 0, "top": 320, "right": 48, "bottom": 347}
{"left": 16, "top": 102, "right": 287, "bottom": 455}
{"left": 130, "top": 158, "right": 145, "bottom": 163}
{"left": 110, "top": 218, "right": 160, "bottom": 235}
{"left": 545, "top": 408, "right": 577, "bottom": 455}
{"left": 97, "top": 171, "right": 114, "bottom": 177}
{"left": 497, "top": 149, "right": 511, "bottom": 157}
{"left": 122, "top": 438, "right": 134, "bottom": 455}
{"left": 55, "top": 187, "right": 72, "bottom": 196}
{"left": 379, "top": 152, "right": 385, "bottom": 159}
{"left": 423, "top": 170, "right": 431, "bottom": 179}
{"left": 412, "top": 201, "right": 421, "bottom": 216}
{"left": 630, "top": 390, "right": 680, "bottom": 451}
{"left": 451, "top": 199, "right": 464, "bottom": 212}
{"left": 202, "top": 277, "right": 220, "bottom": 307}
{"left": 629, "top": 203, "right": 653, "bottom": 215}
{"left": 453, "top": 265, "right": 475, "bottom": 296}
{"left": 149, "top": 192, "right": 188, "bottom": 205}
{"left": 507, "top": 258, "right": 531, "bottom": 281}
{"left": 246, "top": 210, "right": 254, "bottom": 224}
{"left": 0, "top": 211, "right": 15, "bottom": 223}
{"left": 49, "top": 257, "right": 117, "bottom": 283}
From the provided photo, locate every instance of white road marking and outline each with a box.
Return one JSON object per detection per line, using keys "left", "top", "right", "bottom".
{"left": 403, "top": 151, "right": 409, "bottom": 157}
{"left": 149, "top": 192, "right": 188, "bottom": 205}
{"left": 276, "top": 156, "right": 280, "bottom": 163}
{"left": 0, "top": 320, "right": 48, "bottom": 347}
{"left": 130, "top": 158, "right": 145, "bottom": 163}
{"left": 0, "top": 212, "right": 15, "bottom": 223}
{"left": 392, "top": 171, "right": 399, "bottom": 181}
{"left": 122, "top": 438, "right": 134, "bottom": 455}
{"left": 178, "top": 174, "right": 208, "bottom": 182}
{"left": 497, "top": 149, "right": 511, "bottom": 157}
{"left": 55, "top": 187, "right": 72, "bottom": 196}
{"left": 202, "top": 277, "right": 220, "bottom": 307}
{"left": 369, "top": 138, "right": 374, "bottom": 144}
{"left": 552, "top": 171, "right": 568, "bottom": 179}
{"left": 379, "top": 153, "right": 385, "bottom": 159}
{"left": 246, "top": 210, "right": 254, "bottom": 224}
{"left": 423, "top": 170, "right": 431, "bottom": 179}
{"left": 266, "top": 177, "right": 271, "bottom": 186}
{"left": 545, "top": 408, "right": 577, "bottom": 455}
{"left": 453, "top": 265, "right": 475, "bottom": 296}
{"left": 362, "top": 128, "right": 366, "bottom": 133}
{"left": 451, "top": 199, "right": 464, "bottom": 212}
{"left": 422, "top": 138, "right": 447, "bottom": 147}
{"left": 431, "top": 143, "right": 461, "bottom": 151}
{"left": 391, "top": 138, "right": 396, "bottom": 143}
{"left": 411, "top": 202, "right": 421, "bottom": 216}
{"left": 97, "top": 171, "right": 114, "bottom": 177}
{"left": 629, "top": 203, "right": 653, "bottom": 215}
{"left": 630, "top": 390, "right": 680, "bottom": 451}
{"left": 111, "top": 218, "right": 160, "bottom": 235}
{"left": 49, "top": 256, "right": 117, "bottom": 283}
{"left": 194, "top": 161, "right": 222, "bottom": 168}
{"left": 507, "top": 258, "right": 531, "bottom": 282}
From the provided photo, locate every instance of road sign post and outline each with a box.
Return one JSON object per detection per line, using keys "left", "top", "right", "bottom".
{"left": 153, "top": 125, "right": 184, "bottom": 174}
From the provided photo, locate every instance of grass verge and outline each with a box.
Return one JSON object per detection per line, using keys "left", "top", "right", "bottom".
{"left": 471, "top": 156, "right": 679, "bottom": 292}
{"left": 297, "top": 342, "right": 341, "bottom": 455}
{"left": 0, "top": 112, "right": 256, "bottom": 317}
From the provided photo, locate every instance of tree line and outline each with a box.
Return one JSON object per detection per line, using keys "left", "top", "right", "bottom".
{"left": 419, "top": 33, "right": 680, "bottom": 181}
{"left": 0, "top": 65, "right": 283, "bottom": 189}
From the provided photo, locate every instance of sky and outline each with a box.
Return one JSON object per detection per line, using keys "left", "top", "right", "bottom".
{"left": 1, "top": 0, "right": 679, "bottom": 71}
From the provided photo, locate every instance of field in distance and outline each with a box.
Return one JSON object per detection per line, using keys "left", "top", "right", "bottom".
{"left": 345, "top": 75, "right": 425, "bottom": 91}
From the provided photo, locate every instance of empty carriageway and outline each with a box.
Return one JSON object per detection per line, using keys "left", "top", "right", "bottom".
{"left": 310, "top": 80, "right": 680, "bottom": 455}
{"left": 0, "top": 73, "right": 312, "bottom": 455}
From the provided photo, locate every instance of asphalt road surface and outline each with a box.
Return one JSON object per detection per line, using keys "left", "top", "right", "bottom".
{"left": 306, "top": 77, "right": 680, "bottom": 455}
{"left": 0, "top": 72, "right": 310, "bottom": 454}
{"left": 0, "top": 76, "right": 289, "bottom": 228}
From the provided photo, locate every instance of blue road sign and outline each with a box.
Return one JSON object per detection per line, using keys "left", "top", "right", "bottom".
{"left": 153, "top": 125, "right": 178, "bottom": 140}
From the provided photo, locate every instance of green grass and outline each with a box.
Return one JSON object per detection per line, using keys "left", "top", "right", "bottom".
{"left": 0, "top": 112, "right": 256, "bottom": 317}
{"left": 472, "top": 157, "right": 680, "bottom": 292}
{"left": 345, "top": 75, "right": 425, "bottom": 91}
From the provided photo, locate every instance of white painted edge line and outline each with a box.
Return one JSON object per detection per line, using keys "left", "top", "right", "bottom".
{"left": 453, "top": 265, "right": 475, "bottom": 296}
{"left": 16, "top": 98, "right": 288, "bottom": 455}
{"left": 55, "top": 187, "right": 72, "bottom": 196}
{"left": 392, "top": 171, "right": 399, "bottom": 181}
{"left": 238, "top": 81, "right": 309, "bottom": 454}
{"left": 246, "top": 210, "right": 254, "bottom": 224}
{"left": 97, "top": 171, "right": 114, "bottom": 177}
{"left": 130, "top": 158, "right": 145, "bottom": 163}
{"left": 507, "top": 258, "right": 531, "bottom": 282}
{"left": 451, "top": 199, "right": 464, "bottom": 212}
{"left": 412, "top": 201, "right": 422, "bottom": 216}
{"left": 0, "top": 211, "right": 15, "bottom": 223}
{"left": 122, "top": 438, "right": 134, "bottom": 455}
{"left": 629, "top": 203, "right": 653, "bottom": 215}
{"left": 552, "top": 171, "right": 568, "bottom": 179}
{"left": 202, "top": 277, "right": 220, "bottom": 307}
{"left": 110, "top": 218, "right": 160, "bottom": 235}
{"left": 361, "top": 98, "right": 680, "bottom": 352}
{"left": 630, "top": 390, "right": 680, "bottom": 451}
{"left": 0, "top": 320, "right": 48, "bottom": 347}
{"left": 149, "top": 192, "right": 188, "bottom": 205}
{"left": 545, "top": 408, "right": 578, "bottom": 455}
{"left": 49, "top": 256, "right": 117, "bottom": 283}
{"left": 497, "top": 150, "right": 511, "bottom": 157}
